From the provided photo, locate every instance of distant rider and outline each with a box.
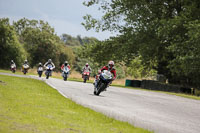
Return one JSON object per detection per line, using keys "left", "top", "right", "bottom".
{"left": 23, "top": 60, "right": 29, "bottom": 66}
{"left": 38, "top": 62, "right": 43, "bottom": 68}
{"left": 22, "top": 60, "right": 29, "bottom": 71}
{"left": 44, "top": 59, "right": 55, "bottom": 76}
{"left": 94, "top": 60, "right": 117, "bottom": 90}
{"left": 61, "top": 61, "right": 71, "bottom": 78}
{"left": 10, "top": 60, "right": 16, "bottom": 68}
{"left": 37, "top": 62, "right": 43, "bottom": 72}
{"left": 82, "top": 63, "right": 92, "bottom": 78}
{"left": 61, "top": 61, "right": 71, "bottom": 71}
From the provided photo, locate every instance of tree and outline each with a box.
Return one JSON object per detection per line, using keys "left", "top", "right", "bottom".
{"left": 13, "top": 18, "right": 75, "bottom": 70}
{"left": 82, "top": 0, "right": 200, "bottom": 87}
{"left": 0, "top": 18, "right": 26, "bottom": 68}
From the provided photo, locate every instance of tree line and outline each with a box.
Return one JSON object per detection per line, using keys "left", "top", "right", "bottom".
{"left": 81, "top": 0, "right": 200, "bottom": 88}
{"left": 0, "top": 18, "right": 97, "bottom": 72}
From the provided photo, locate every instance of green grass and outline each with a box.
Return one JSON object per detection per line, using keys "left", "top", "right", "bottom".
{"left": 0, "top": 69, "right": 37, "bottom": 76}
{"left": 0, "top": 75, "right": 152, "bottom": 133}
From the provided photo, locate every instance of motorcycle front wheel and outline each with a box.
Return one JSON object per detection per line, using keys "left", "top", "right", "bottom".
{"left": 46, "top": 73, "right": 49, "bottom": 79}
{"left": 23, "top": 70, "right": 27, "bottom": 75}
{"left": 96, "top": 82, "right": 106, "bottom": 96}
{"left": 83, "top": 76, "right": 87, "bottom": 83}
{"left": 64, "top": 76, "right": 67, "bottom": 81}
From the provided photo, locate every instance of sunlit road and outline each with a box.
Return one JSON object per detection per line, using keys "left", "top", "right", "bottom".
{"left": 1, "top": 72, "right": 200, "bottom": 133}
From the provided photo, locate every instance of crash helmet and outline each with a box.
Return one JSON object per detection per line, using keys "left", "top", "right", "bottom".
{"left": 85, "top": 63, "right": 89, "bottom": 67}
{"left": 11, "top": 60, "right": 14, "bottom": 63}
{"left": 64, "top": 61, "right": 68, "bottom": 66}
{"left": 48, "top": 59, "right": 52, "bottom": 63}
{"left": 39, "top": 62, "right": 42, "bottom": 66}
{"left": 108, "top": 60, "right": 114, "bottom": 69}
{"left": 24, "top": 60, "right": 28, "bottom": 63}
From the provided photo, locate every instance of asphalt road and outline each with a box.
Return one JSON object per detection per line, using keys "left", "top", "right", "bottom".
{"left": 1, "top": 72, "right": 200, "bottom": 133}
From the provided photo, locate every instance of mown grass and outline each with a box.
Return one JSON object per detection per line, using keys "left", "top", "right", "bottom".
{"left": 0, "top": 75, "right": 152, "bottom": 133}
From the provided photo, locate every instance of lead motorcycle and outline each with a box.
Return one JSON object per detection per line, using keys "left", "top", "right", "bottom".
{"left": 94, "top": 70, "right": 113, "bottom": 96}
{"left": 10, "top": 64, "right": 16, "bottom": 73}
{"left": 62, "top": 66, "right": 70, "bottom": 81}
{"left": 45, "top": 64, "right": 53, "bottom": 79}
{"left": 22, "top": 64, "right": 29, "bottom": 75}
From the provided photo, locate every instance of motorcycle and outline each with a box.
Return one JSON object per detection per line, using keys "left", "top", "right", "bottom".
{"left": 22, "top": 64, "right": 29, "bottom": 75}
{"left": 94, "top": 70, "right": 113, "bottom": 96}
{"left": 62, "top": 66, "right": 70, "bottom": 81}
{"left": 10, "top": 64, "right": 16, "bottom": 73}
{"left": 37, "top": 66, "right": 43, "bottom": 77}
{"left": 45, "top": 65, "right": 53, "bottom": 79}
{"left": 83, "top": 71, "right": 90, "bottom": 83}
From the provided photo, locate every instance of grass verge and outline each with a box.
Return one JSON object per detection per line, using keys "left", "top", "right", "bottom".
{"left": 0, "top": 75, "right": 152, "bottom": 133}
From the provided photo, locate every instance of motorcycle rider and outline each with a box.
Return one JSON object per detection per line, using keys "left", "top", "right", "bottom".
{"left": 22, "top": 60, "right": 29, "bottom": 71}
{"left": 61, "top": 61, "right": 71, "bottom": 78}
{"left": 82, "top": 63, "right": 92, "bottom": 79}
{"left": 94, "top": 60, "right": 117, "bottom": 90}
{"left": 38, "top": 62, "right": 43, "bottom": 67}
{"left": 44, "top": 59, "right": 55, "bottom": 76}
{"left": 61, "top": 61, "right": 71, "bottom": 71}
{"left": 22, "top": 60, "right": 28, "bottom": 65}
{"left": 37, "top": 62, "right": 43, "bottom": 72}
{"left": 10, "top": 60, "right": 16, "bottom": 68}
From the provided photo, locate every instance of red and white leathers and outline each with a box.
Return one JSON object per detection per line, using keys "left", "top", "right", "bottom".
{"left": 99, "top": 65, "right": 116, "bottom": 80}
{"left": 61, "top": 64, "right": 71, "bottom": 71}
{"left": 94, "top": 65, "right": 117, "bottom": 90}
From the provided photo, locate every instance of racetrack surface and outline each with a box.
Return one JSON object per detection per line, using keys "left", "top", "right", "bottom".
{"left": 1, "top": 72, "right": 200, "bottom": 133}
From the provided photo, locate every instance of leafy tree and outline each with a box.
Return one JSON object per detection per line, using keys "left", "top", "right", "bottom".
{"left": 13, "top": 18, "right": 75, "bottom": 70}
{"left": 61, "top": 34, "right": 81, "bottom": 46}
{"left": 82, "top": 0, "right": 200, "bottom": 87}
{"left": 60, "top": 33, "right": 98, "bottom": 46}
{"left": 0, "top": 18, "right": 26, "bottom": 68}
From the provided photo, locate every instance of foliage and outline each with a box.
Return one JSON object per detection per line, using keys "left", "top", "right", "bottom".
{"left": 82, "top": 0, "right": 200, "bottom": 87}
{"left": 13, "top": 18, "right": 75, "bottom": 70}
{"left": 60, "top": 33, "right": 98, "bottom": 46}
{"left": 127, "top": 57, "right": 157, "bottom": 79}
{"left": 76, "top": 41, "right": 126, "bottom": 79}
{"left": 0, "top": 18, "right": 26, "bottom": 68}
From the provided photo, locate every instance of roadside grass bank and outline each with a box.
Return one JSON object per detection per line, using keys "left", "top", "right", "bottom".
{"left": 1, "top": 69, "right": 200, "bottom": 100}
{"left": 0, "top": 75, "right": 152, "bottom": 133}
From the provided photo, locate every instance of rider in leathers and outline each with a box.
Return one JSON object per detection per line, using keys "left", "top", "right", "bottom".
{"left": 21, "top": 60, "right": 29, "bottom": 72}
{"left": 10, "top": 60, "right": 16, "bottom": 69}
{"left": 44, "top": 59, "right": 55, "bottom": 76}
{"left": 94, "top": 60, "right": 117, "bottom": 91}
{"left": 61, "top": 61, "right": 71, "bottom": 71}
{"left": 82, "top": 63, "right": 92, "bottom": 79}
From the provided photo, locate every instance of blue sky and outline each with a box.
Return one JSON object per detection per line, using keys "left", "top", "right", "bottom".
{"left": 0, "top": 0, "right": 117, "bottom": 40}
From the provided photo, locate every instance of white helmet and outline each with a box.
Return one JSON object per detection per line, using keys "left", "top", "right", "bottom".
{"left": 108, "top": 60, "right": 114, "bottom": 68}
{"left": 48, "top": 59, "right": 52, "bottom": 63}
{"left": 85, "top": 63, "right": 89, "bottom": 67}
